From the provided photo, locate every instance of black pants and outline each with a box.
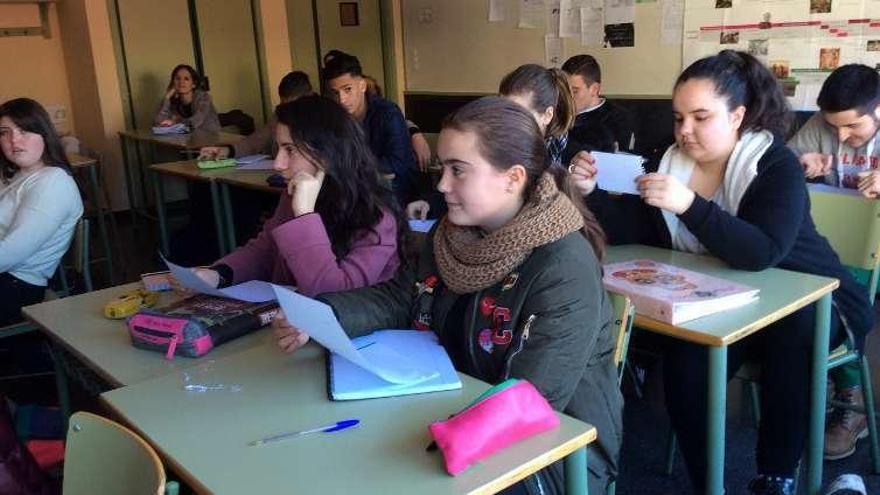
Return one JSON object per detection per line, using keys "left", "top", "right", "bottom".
{"left": 663, "top": 302, "right": 843, "bottom": 492}
{"left": 0, "top": 273, "right": 45, "bottom": 327}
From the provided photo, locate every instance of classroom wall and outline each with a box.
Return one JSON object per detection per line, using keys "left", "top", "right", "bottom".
{"left": 315, "top": 0, "right": 386, "bottom": 90}
{"left": 0, "top": 3, "right": 76, "bottom": 134}
{"left": 401, "top": 0, "right": 682, "bottom": 97}
{"left": 256, "top": 0, "right": 293, "bottom": 110}
{"left": 286, "top": 0, "right": 321, "bottom": 90}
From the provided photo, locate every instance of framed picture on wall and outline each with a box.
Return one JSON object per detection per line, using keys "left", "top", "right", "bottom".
{"left": 340, "top": 2, "right": 359, "bottom": 27}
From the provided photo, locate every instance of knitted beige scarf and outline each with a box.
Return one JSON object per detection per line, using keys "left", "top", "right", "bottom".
{"left": 434, "top": 173, "right": 584, "bottom": 294}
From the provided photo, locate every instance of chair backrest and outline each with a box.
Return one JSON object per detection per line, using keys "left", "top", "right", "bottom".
{"left": 607, "top": 290, "right": 636, "bottom": 385}
{"left": 63, "top": 411, "right": 166, "bottom": 495}
{"left": 54, "top": 217, "right": 92, "bottom": 297}
{"left": 808, "top": 186, "right": 880, "bottom": 301}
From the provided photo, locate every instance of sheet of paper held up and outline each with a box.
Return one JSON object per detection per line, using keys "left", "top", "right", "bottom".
{"left": 408, "top": 219, "right": 436, "bottom": 233}
{"left": 592, "top": 151, "right": 645, "bottom": 195}
{"left": 163, "top": 256, "right": 276, "bottom": 303}
{"left": 272, "top": 285, "right": 438, "bottom": 386}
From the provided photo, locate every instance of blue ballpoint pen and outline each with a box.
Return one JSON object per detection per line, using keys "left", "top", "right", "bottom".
{"left": 249, "top": 419, "right": 360, "bottom": 446}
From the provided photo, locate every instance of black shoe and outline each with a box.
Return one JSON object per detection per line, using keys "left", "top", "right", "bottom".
{"left": 748, "top": 475, "right": 796, "bottom": 495}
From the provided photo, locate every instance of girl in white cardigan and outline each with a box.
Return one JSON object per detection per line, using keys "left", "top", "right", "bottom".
{"left": 0, "top": 98, "right": 82, "bottom": 325}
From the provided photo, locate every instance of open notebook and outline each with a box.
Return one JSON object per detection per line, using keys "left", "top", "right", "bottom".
{"left": 272, "top": 286, "right": 461, "bottom": 401}
{"left": 329, "top": 330, "right": 461, "bottom": 401}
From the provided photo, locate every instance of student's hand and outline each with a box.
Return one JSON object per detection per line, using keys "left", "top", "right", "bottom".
{"left": 272, "top": 310, "right": 311, "bottom": 353}
{"left": 411, "top": 133, "right": 432, "bottom": 172}
{"left": 637, "top": 173, "right": 696, "bottom": 215}
{"left": 858, "top": 171, "right": 880, "bottom": 199}
{"left": 800, "top": 153, "right": 833, "bottom": 179}
{"left": 158, "top": 119, "right": 176, "bottom": 127}
{"left": 164, "top": 87, "right": 177, "bottom": 101}
{"left": 199, "top": 146, "right": 229, "bottom": 160}
{"left": 568, "top": 151, "right": 599, "bottom": 196}
{"left": 289, "top": 170, "right": 326, "bottom": 217}
{"left": 406, "top": 200, "right": 431, "bottom": 220}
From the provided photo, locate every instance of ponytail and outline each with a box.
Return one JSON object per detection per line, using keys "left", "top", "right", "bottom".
{"left": 676, "top": 50, "right": 792, "bottom": 136}
{"left": 499, "top": 64, "right": 576, "bottom": 139}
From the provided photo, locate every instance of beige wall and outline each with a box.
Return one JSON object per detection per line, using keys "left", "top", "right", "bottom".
{"left": 402, "top": 0, "right": 682, "bottom": 97}
{"left": 286, "top": 0, "right": 320, "bottom": 90}
{"left": 0, "top": 3, "right": 75, "bottom": 133}
{"left": 316, "top": 0, "right": 385, "bottom": 91}
{"left": 256, "top": 0, "right": 293, "bottom": 109}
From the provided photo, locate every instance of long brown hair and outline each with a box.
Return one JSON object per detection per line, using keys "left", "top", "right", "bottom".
{"left": 442, "top": 96, "right": 606, "bottom": 258}
{"left": 499, "top": 64, "right": 576, "bottom": 139}
{"left": 0, "top": 98, "right": 71, "bottom": 180}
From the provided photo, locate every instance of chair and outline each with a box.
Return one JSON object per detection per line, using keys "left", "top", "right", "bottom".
{"left": 63, "top": 411, "right": 178, "bottom": 495}
{"left": 664, "top": 187, "right": 880, "bottom": 475}
{"left": 605, "top": 290, "right": 635, "bottom": 495}
{"left": 74, "top": 146, "right": 121, "bottom": 285}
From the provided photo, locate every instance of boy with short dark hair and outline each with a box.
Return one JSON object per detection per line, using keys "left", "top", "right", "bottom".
{"left": 561, "top": 54, "right": 634, "bottom": 154}
{"left": 787, "top": 63, "right": 880, "bottom": 461}
{"left": 323, "top": 53, "right": 417, "bottom": 205}
{"left": 789, "top": 64, "right": 880, "bottom": 197}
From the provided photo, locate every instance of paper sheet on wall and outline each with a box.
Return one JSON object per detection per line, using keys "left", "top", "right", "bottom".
{"left": 519, "top": 0, "right": 546, "bottom": 28}
{"left": 560, "top": 0, "right": 585, "bottom": 37}
{"left": 272, "top": 285, "right": 437, "bottom": 386}
{"left": 580, "top": 5, "right": 605, "bottom": 45}
{"left": 546, "top": 0, "right": 561, "bottom": 36}
{"left": 545, "top": 34, "right": 564, "bottom": 66}
{"left": 661, "top": 0, "right": 684, "bottom": 45}
{"left": 603, "top": 0, "right": 634, "bottom": 25}
{"left": 489, "top": 0, "right": 506, "bottom": 21}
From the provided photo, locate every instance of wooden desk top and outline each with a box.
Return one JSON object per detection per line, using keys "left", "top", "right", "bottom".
{"left": 66, "top": 152, "right": 96, "bottom": 169}
{"left": 102, "top": 343, "right": 596, "bottom": 495}
{"left": 119, "top": 129, "right": 244, "bottom": 150}
{"left": 605, "top": 245, "right": 839, "bottom": 346}
{"left": 150, "top": 160, "right": 280, "bottom": 193}
{"left": 22, "top": 283, "right": 268, "bottom": 388}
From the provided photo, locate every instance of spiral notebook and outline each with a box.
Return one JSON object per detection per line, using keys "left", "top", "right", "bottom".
{"left": 328, "top": 330, "right": 461, "bottom": 401}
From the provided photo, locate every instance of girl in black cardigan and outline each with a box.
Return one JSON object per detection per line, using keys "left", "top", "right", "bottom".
{"left": 571, "top": 50, "right": 873, "bottom": 494}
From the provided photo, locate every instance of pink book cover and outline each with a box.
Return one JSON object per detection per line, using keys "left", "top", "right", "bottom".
{"left": 603, "top": 259, "right": 759, "bottom": 324}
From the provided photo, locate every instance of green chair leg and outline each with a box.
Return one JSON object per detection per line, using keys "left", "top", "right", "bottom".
{"left": 605, "top": 479, "right": 616, "bottom": 495}
{"left": 859, "top": 354, "right": 880, "bottom": 474}
{"left": 165, "top": 480, "right": 180, "bottom": 495}
{"left": 747, "top": 381, "right": 761, "bottom": 428}
{"left": 664, "top": 431, "right": 676, "bottom": 476}
{"left": 50, "top": 347, "right": 71, "bottom": 432}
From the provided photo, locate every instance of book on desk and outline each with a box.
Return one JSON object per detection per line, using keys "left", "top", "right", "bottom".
{"left": 603, "top": 259, "right": 759, "bottom": 324}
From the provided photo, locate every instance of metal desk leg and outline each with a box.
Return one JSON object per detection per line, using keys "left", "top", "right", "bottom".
{"left": 706, "top": 346, "right": 727, "bottom": 495}
{"left": 153, "top": 171, "right": 169, "bottom": 257}
{"left": 86, "top": 163, "right": 114, "bottom": 281}
{"left": 220, "top": 183, "right": 236, "bottom": 253}
{"left": 51, "top": 353, "right": 70, "bottom": 433}
{"left": 807, "top": 293, "right": 831, "bottom": 494}
{"left": 565, "top": 446, "right": 588, "bottom": 495}
{"left": 209, "top": 181, "right": 227, "bottom": 256}
{"left": 119, "top": 136, "right": 138, "bottom": 227}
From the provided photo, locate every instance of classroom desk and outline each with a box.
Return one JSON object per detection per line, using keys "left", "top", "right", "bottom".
{"left": 67, "top": 152, "right": 114, "bottom": 281}
{"left": 118, "top": 129, "right": 243, "bottom": 219}
{"left": 149, "top": 160, "right": 277, "bottom": 257}
{"left": 21, "top": 282, "right": 268, "bottom": 389}
{"left": 605, "top": 245, "right": 838, "bottom": 495}
{"left": 101, "top": 342, "right": 597, "bottom": 495}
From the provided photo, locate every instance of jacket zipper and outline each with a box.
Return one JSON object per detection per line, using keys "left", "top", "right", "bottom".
{"left": 466, "top": 290, "right": 483, "bottom": 377}
{"left": 502, "top": 314, "right": 536, "bottom": 379}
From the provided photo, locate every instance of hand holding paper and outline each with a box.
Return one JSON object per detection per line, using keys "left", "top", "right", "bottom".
{"left": 163, "top": 255, "right": 276, "bottom": 302}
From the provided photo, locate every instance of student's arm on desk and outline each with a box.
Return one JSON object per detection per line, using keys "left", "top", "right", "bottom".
{"left": 678, "top": 148, "right": 804, "bottom": 270}
{"left": 272, "top": 210, "right": 399, "bottom": 297}
{"left": 233, "top": 119, "right": 275, "bottom": 158}
{"left": 318, "top": 265, "right": 416, "bottom": 339}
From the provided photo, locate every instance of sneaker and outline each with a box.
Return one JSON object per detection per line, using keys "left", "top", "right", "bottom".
{"left": 825, "top": 474, "right": 867, "bottom": 495}
{"left": 824, "top": 386, "right": 868, "bottom": 460}
{"left": 748, "top": 475, "right": 796, "bottom": 495}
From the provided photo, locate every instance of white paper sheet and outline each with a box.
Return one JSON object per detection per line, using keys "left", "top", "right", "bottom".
{"left": 272, "top": 285, "right": 438, "bottom": 385}
{"left": 592, "top": 151, "right": 646, "bottom": 195}
{"left": 164, "top": 257, "right": 276, "bottom": 302}
{"left": 580, "top": 5, "right": 605, "bottom": 45}
{"left": 235, "top": 159, "right": 275, "bottom": 170}
{"left": 603, "top": 0, "right": 634, "bottom": 25}
{"left": 235, "top": 154, "right": 270, "bottom": 164}
{"left": 661, "top": 0, "right": 684, "bottom": 45}
{"left": 519, "top": 0, "right": 546, "bottom": 28}
{"left": 545, "top": 34, "right": 564, "bottom": 66}
{"left": 546, "top": 0, "right": 561, "bottom": 36}
{"left": 560, "top": 0, "right": 585, "bottom": 37}
{"left": 408, "top": 219, "right": 437, "bottom": 233}
{"left": 489, "top": 0, "right": 506, "bottom": 21}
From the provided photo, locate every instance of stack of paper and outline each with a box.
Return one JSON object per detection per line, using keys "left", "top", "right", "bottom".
{"left": 151, "top": 123, "right": 189, "bottom": 135}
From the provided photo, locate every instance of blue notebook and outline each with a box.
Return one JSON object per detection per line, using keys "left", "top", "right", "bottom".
{"left": 328, "top": 330, "right": 462, "bottom": 401}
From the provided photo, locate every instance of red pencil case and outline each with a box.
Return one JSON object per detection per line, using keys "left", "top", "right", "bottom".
{"left": 428, "top": 379, "right": 559, "bottom": 476}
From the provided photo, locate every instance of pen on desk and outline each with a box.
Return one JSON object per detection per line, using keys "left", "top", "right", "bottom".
{"left": 249, "top": 419, "right": 360, "bottom": 447}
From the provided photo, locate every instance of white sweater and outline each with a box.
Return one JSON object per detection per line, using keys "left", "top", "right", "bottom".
{"left": 0, "top": 166, "right": 83, "bottom": 286}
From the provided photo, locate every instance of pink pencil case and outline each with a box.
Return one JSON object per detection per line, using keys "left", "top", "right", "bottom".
{"left": 428, "top": 379, "right": 559, "bottom": 476}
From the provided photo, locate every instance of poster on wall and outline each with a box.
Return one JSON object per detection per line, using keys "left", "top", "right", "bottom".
{"left": 519, "top": 0, "right": 547, "bottom": 28}
{"left": 605, "top": 22, "right": 635, "bottom": 47}
{"left": 682, "top": 0, "right": 880, "bottom": 109}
